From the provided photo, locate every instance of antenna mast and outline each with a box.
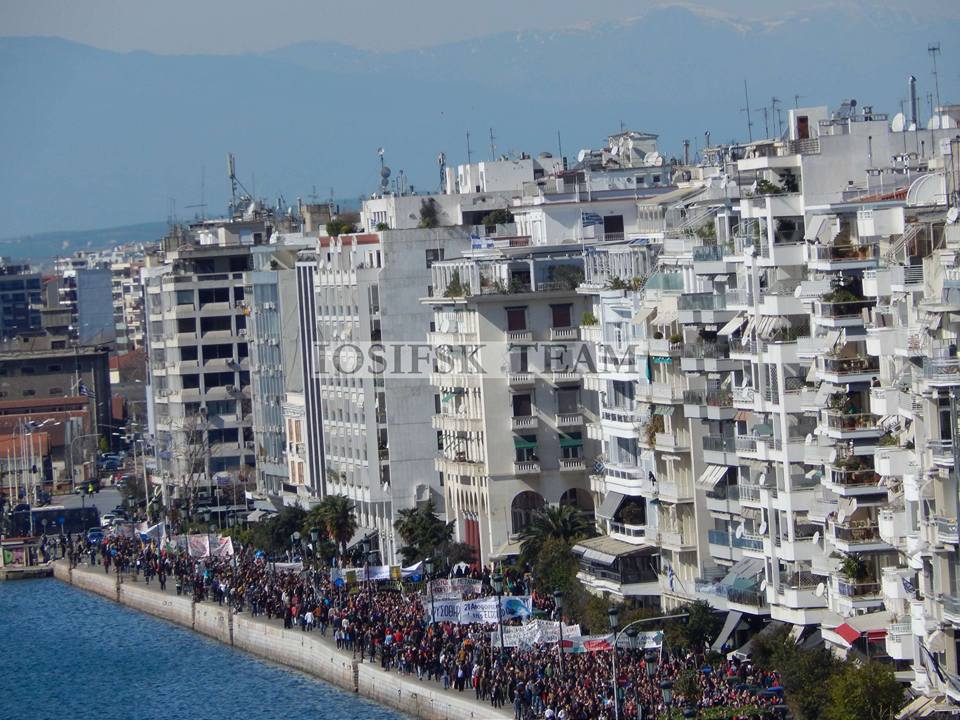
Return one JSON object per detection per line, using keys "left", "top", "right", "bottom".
{"left": 741, "top": 79, "right": 754, "bottom": 142}
{"left": 489, "top": 128, "right": 497, "bottom": 161}
{"left": 928, "top": 42, "right": 942, "bottom": 116}
{"left": 466, "top": 131, "right": 473, "bottom": 164}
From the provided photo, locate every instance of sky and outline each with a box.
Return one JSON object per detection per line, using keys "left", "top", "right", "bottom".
{"left": 3, "top": 0, "right": 959, "bottom": 54}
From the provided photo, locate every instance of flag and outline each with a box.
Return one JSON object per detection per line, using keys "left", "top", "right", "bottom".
{"left": 581, "top": 211, "right": 603, "bottom": 227}
{"left": 902, "top": 577, "right": 916, "bottom": 598}
{"left": 78, "top": 379, "right": 95, "bottom": 399}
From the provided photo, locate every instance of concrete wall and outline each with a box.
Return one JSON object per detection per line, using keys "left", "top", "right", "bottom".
{"left": 54, "top": 562, "right": 509, "bottom": 720}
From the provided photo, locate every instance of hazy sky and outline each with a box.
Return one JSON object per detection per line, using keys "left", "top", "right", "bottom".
{"left": 3, "top": 0, "right": 958, "bottom": 54}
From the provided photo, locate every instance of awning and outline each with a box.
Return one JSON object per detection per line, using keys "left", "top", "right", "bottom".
{"left": 492, "top": 538, "right": 523, "bottom": 559}
{"left": 731, "top": 620, "right": 786, "bottom": 660}
{"left": 653, "top": 405, "right": 676, "bottom": 416}
{"left": 740, "top": 507, "right": 762, "bottom": 521}
{"left": 514, "top": 437, "right": 538, "bottom": 449}
{"left": 734, "top": 410, "right": 752, "bottom": 422}
{"left": 572, "top": 535, "right": 655, "bottom": 566}
{"left": 832, "top": 623, "right": 861, "bottom": 647}
{"left": 597, "top": 491, "right": 626, "bottom": 520}
{"left": 559, "top": 435, "right": 584, "bottom": 448}
{"left": 804, "top": 214, "right": 829, "bottom": 241}
{"left": 652, "top": 309, "right": 678, "bottom": 327}
{"left": 245, "top": 509, "right": 275, "bottom": 523}
{"left": 631, "top": 306, "right": 657, "bottom": 325}
{"left": 697, "top": 464, "right": 729, "bottom": 489}
{"left": 719, "top": 313, "right": 748, "bottom": 337}
{"left": 896, "top": 695, "right": 936, "bottom": 720}
{"left": 720, "top": 557, "right": 764, "bottom": 590}
{"left": 711, "top": 610, "right": 744, "bottom": 652}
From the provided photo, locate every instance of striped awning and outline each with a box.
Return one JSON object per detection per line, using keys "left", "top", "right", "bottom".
{"left": 696, "top": 464, "right": 729, "bottom": 489}
{"left": 719, "top": 313, "right": 747, "bottom": 337}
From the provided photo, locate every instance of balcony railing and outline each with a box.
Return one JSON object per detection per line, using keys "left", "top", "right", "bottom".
{"left": 779, "top": 570, "right": 819, "bottom": 589}
{"left": 683, "top": 342, "right": 731, "bottom": 360}
{"left": 609, "top": 521, "right": 646, "bottom": 538}
{"left": 549, "top": 326, "right": 579, "bottom": 341}
{"left": 934, "top": 516, "right": 959, "bottom": 544}
{"left": 924, "top": 358, "right": 960, "bottom": 383}
{"left": 815, "top": 299, "right": 875, "bottom": 318}
{"left": 684, "top": 389, "right": 733, "bottom": 407}
{"left": 818, "top": 356, "right": 880, "bottom": 376}
{"left": 514, "top": 461, "right": 541, "bottom": 475}
{"left": 707, "top": 529, "right": 764, "bottom": 551}
{"left": 601, "top": 403, "right": 639, "bottom": 424}
{"left": 559, "top": 457, "right": 586, "bottom": 471}
{"left": 928, "top": 439, "right": 955, "bottom": 464}
{"left": 808, "top": 243, "right": 879, "bottom": 263}
{"left": 836, "top": 579, "right": 882, "bottom": 597}
{"left": 703, "top": 436, "right": 736, "bottom": 453}
{"left": 556, "top": 413, "right": 584, "bottom": 427}
{"left": 692, "top": 245, "right": 726, "bottom": 262}
{"left": 832, "top": 522, "right": 881, "bottom": 544}
{"left": 678, "top": 293, "right": 728, "bottom": 311}
{"left": 511, "top": 415, "right": 538, "bottom": 430}
{"left": 821, "top": 410, "right": 879, "bottom": 433}
{"left": 827, "top": 466, "right": 881, "bottom": 487}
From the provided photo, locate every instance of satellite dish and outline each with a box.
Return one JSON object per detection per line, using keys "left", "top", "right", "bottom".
{"left": 758, "top": 472, "right": 767, "bottom": 486}
{"left": 760, "top": 579, "right": 768, "bottom": 592}
{"left": 577, "top": 149, "right": 589, "bottom": 163}
{"left": 759, "top": 521, "right": 768, "bottom": 535}
{"left": 891, "top": 112, "right": 906, "bottom": 132}
{"left": 908, "top": 122, "right": 917, "bottom": 131}
{"left": 829, "top": 449, "right": 837, "bottom": 464}
{"left": 837, "top": 509, "right": 847, "bottom": 524}
{"left": 735, "top": 524, "right": 745, "bottom": 539}
{"left": 645, "top": 151, "right": 663, "bottom": 167}
{"left": 927, "top": 115, "right": 942, "bottom": 130}
{"left": 805, "top": 433, "right": 814, "bottom": 446}
{"left": 812, "top": 531, "right": 820, "bottom": 544}
{"left": 814, "top": 582, "right": 826, "bottom": 598}
{"left": 947, "top": 207, "right": 959, "bottom": 225}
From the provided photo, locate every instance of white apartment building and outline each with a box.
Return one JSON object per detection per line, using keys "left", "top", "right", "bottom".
{"left": 313, "top": 227, "right": 473, "bottom": 563}
{"left": 578, "top": 100, "right": 960, "bottom": 690}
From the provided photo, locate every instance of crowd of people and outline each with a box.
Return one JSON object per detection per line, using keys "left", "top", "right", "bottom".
{"left": 65, "top": 532, "right": 785, "bottom": 719}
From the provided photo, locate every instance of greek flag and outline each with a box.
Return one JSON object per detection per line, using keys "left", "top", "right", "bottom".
{"left": 902, "top": 577, "right": 916, "bottom": 598}
{"left": 77, "top": 379, "right": 95, "bottom": 399}
{"left": 581, "top": 211, "right": 603, "bottom": 227}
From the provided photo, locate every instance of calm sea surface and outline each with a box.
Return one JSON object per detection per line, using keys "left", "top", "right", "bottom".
{"left": 0, "top": 579, "right": 408, "bottom": 720}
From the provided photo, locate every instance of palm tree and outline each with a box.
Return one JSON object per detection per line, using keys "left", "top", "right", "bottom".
{"left": 394, "top": 498, "right": 454, "bottom": 564}
{"left": 518, "top": 504, "right": 593, "bottom": 559}
{"left": 316, "top": 494, "right": 358, "bottom": 558}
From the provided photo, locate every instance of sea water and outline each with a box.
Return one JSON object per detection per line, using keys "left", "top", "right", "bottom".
{"left": 0, "top": 579, "right": 407, "bottom": 720}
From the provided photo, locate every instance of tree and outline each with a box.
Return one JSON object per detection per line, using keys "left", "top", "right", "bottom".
{"left": 824, "top": 662, "right": 904, "bottom": 720}
{"left": 664, "top": 600, "right": 723, "bottom": 652}
{"left": 518, "top": 504, "right": 594, "bottom": 560}
{"left": 481, "top": 208, "right": 513, "bottom": 226}
{"left": 394, "top": 499, "right": 454, "bottom": 564}
{"left": 675, "top": 668, "right": 702, "bottom": 709}
{"left": 172, "top": 413, "right": 210, "bottom": 523}
{"left": 443, "top": 270, "right": 467, "bottom": 298}
{"left": 315, "top": 494, "right": 358, "bottom": 558}
{"left": 325, "top": 218, "right": 356, "bottom": 237}
{"left": 418, "top": 198, "right": 439, "bottom": 228}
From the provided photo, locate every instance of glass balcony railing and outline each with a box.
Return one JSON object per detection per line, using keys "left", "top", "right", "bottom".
{"left": 684, "top": 389, "right": 733, "bottom": 407}
{"left": 678, "top": 293, "right": 728, "bottom": 311}
{"left": 703, "top": 436, "right": 736, "bottom": 453}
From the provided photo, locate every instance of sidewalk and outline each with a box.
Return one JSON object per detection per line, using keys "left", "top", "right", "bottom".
{"left": 64, "top": 562, "right": 511, "bottom": 719}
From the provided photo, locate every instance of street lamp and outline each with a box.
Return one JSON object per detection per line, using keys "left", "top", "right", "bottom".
{"left": 366, "top": 549, "right": 378, "bottom": 600}
{"left": 553, "top": 590, "right": 565, "bottom": 672}
{"left": 644, "top": 649, "right": 659, "bottom": 679}
{"left": 424, "top": 557, "right": 436, "bottom": 623}
{"left": 608, "top": 606, "right": 621, "bottom": 720}
{"left": 291, "top": 531, "right": 301, "bottom": 560}
{"left": 491, "top": 572, "right": 505, "bottom": 650}
{"left": 660, "top": 680, "right": 674, "bottom": 711}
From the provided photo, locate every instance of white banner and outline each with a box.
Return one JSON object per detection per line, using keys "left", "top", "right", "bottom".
{"left": 210, "top": 536, "right": 235, "bottom": 558}
{"left": 490, "top": 620, "right": 581, "bottom": 647}
{"left": 429, "top": 578, "right": 482, "bottom": 595}
{"left": 427, "top": 596, "right": 532, "bottom": 624}
{"left": 187, "top": 534, "right": 210, "bottom": 558}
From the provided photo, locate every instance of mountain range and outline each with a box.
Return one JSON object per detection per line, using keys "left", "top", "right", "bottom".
{"left": 0, "top": 5, "right": 955, "bottom": 248}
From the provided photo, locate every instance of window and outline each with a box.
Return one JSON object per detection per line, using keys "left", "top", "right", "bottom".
{"left": 509, "top": 347, "right": 529, "bottom": 373}
{"left": 551, "top": 304, "right": 572, "bottom": 328}
{"left": 512, "top": 393, "right": 532, "bottom": 417}
{"left": 559, "top": 431, "right": 583, "bottom": 459}
{"left": 20, "top": 366, "right": 34, "bottom": 375}
{"left": 425, "top": 248, "right": 444, "bottom": 268}
{"left": 182, "top": 374, "right": 200, "bottom": 389}
{"left": 180, "top": 346, "right": 199, "bottom": 362}
{"left": 175, "top": 289, "right": 194, "bottom": 306}
{"left": 47, "top": 364, "right": 63, "bottom": 372}
{"left": 177, "top": 318, "right": 196, "bottom": 334}
{"left": 506, "top": 307, "right": 527, "bottom": 332}
{"left": 49, "top": 387, "right": 64, "bottom": 395}
{"left": 514, "top": 434, "right": 538, "bottom": 462}
{"left": 200, "top": 316, "right": 231, "bottom": 334}
{"left": 557, "top": 388, "right": 579, "bottom": 414}
{"left": 198, "top": 287, "right": 230, "bottom": 306}
{"left": 22, "top": 389, "right": 36, "bottom": 396}
{"left": 233, "top": 287, "right": 245, "bottom": 302}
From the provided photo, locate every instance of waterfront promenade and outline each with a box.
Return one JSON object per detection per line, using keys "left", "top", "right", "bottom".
{"left": 54, "top": 560, "right": 511, "bottom": 720}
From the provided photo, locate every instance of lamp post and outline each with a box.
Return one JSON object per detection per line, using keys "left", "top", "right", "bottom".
{"left": 291, "top": 531, "right": 301, "bottom": 560}
{"left": 553, "top": 589, "right": 564, "bottom": 673}
{"left": 660, "top": 680, "right": 674, "bottom": 715}
{"left": 424, "top": 557, "right": 436, "bottom": 623}
{"left": 491, "top": 572, "right": 505, "bottom": 650}
{"left": 608, "top": 609, "right": 689, "bottom": 720}
{"left": 366, "top": 549, "right": 378, "bottom": 601}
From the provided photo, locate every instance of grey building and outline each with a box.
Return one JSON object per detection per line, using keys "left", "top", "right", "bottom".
{"left": 0, "top": 259, "right": 42, "bottom": 339}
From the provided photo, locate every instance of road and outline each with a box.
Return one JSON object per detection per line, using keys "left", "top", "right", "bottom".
{"left": 52, "top": 487, "right": 122, "bottom": 517}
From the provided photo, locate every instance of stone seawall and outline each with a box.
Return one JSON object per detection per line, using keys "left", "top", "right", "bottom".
{"left": 54, "top": 562, "right": 508, "bottom": 720}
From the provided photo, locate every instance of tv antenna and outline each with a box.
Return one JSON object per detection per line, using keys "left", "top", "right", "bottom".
{"left": 793, "top": 94, "right": 805, "bottom": 109}
{"left": 466, "top": 131, "right": 473, "bottom": 164}
{"left": 741, "top": 79, "right": 754, "bottom": 142}
{"left": 489, "top": 128, "right": 497, "bottom": 161}
{"left": 929, "top": 42, "right": 942, "bottom": 116}
{"left": 185, "top": 166, "right": 208, "bottom": 220}
{"left": 226, "top": 153, "right": 252, "bottom": 217}
{"left": 771, "top": 97, "right": 783, "bottom": 136}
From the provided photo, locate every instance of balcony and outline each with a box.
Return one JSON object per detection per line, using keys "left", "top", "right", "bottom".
{"left": 927, "top": 440, "right": 955, "bottom": 467}
{"left": 648, "top": 338, "right": 683, "bottom": 356}
{"left": 683, "top": 388, "right": 735, "bottom": 419}
{"left": 510, "top": 415, "right": 538, "bottom": 431}
{"left": 941, "top": 595, "right": 960, "bottom": 625}
{"left": 708, "top": 529, "right": 763, "bottom": 551}
{"left": 549, "top": 326, "right": 579, "bottom": 341}
{"left": 506, "top": 329, "right": 532, "bottom": 342}
{"left": 432, "top": 413, "right": 484, "bottom": 433}
{"left": 825, "top": 464, "right": 882, "bottom": 494}
{"left": 559, "top": 457, "right": 586, "bottom": 472}
{"left": 820, "top": 410, "right": 882, "bottom": 439}
{"left": 934, "top": 516, "right": 959, "bottom": 545}
{"left": 600, "top": 402, "right": 640, "bottom": 425}
{"left": 835, "top": 579, "right": 882, "bottom": 598}
{"left": 435, "top": 452, "right": 485, "bottom": 478}
{"left": 507, "top": 372, "right": 535, "bottom": 387}
{"left": 832, "top": 522, "right": 886, "bottom": 551}
{"left": 608, "top": 521, "right": 646, "bottom": 540}
{"left": 514, "top": 461, "right": 541, "bottom": 475}
{"left": 924, "top": 357, "right": 960, "bottom": 387}
{"left": 702, "top": 435, "right": 738, "bottom": 465}
{"left": 548, "top": 370, "right": 582, "bottom": 385}
{"left": 556, "top": 412, "right": 583, "bottom": 428}
{"left": 817, "top": 355, "right": 880, "bottom": 384}
{"left": 653, "top": 431, "right": 690, "bottom": 452}
{"left": 807, "top": 241, "right": 879, "bottom": 270}
{"left": 813, "top": 298, "right": 875, "bottom": 328}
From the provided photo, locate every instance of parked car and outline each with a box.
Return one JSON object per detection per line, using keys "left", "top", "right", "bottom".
{"left": 86, "top": 528, "right": 104, "bottom": 545}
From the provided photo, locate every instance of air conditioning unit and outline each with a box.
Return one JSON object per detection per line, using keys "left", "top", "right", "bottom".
{"left": 238, "top": 328, "right": 247, "bottom": 336}
{"left": 225, "top": 385, "right": 237, "bottom": 394}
